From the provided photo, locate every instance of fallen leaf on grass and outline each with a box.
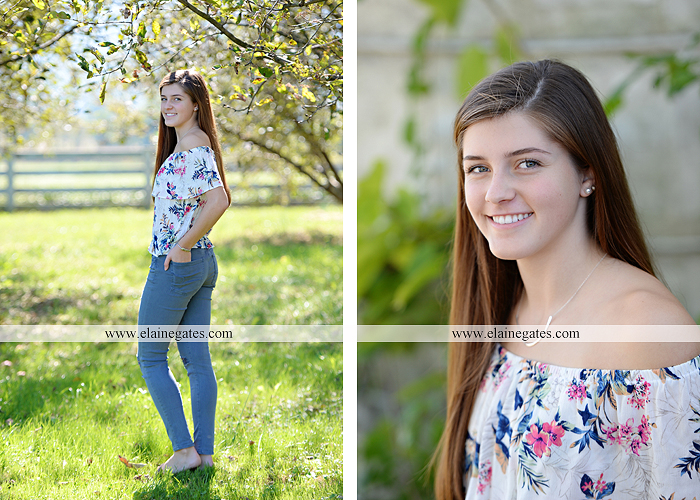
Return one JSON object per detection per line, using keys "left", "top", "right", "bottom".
{"left": 118, "top": 455, "right": 146, "bottom": 468}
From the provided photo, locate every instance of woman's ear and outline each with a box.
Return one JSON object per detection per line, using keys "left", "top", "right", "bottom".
{"left": 581, "top": 172, "right": 596, "bottom": 197}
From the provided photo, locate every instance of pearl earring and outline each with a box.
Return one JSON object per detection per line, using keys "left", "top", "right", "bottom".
{"left": 585, "top": 186, "right": 595, "bottom": 195}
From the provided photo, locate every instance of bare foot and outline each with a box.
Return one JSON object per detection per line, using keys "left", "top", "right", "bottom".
{"left": 157, "top": 446, "right": 201, "bottom": 474}
{"left": 198, "top": 454, "right": 214, "bottom": 468}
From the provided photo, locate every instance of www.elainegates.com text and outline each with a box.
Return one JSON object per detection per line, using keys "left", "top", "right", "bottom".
{"left": 452, "top": 327, "right": 580, "bottom": 342}
{"left": 105, "top": 328, "right": 236, "bottom": 341}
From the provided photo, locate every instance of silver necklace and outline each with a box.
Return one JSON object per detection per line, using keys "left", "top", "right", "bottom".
{"left": 516, "top": 253, "right": 606, "bottom": 346}
{"left": 177, "top": 125, "right": 200, "bottom": 146}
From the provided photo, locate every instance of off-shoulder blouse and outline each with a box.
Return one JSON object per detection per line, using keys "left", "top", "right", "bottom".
{"left": 464, "top": 344, "right": 700, "bottom": 499}
{"left": 148, "top": 146, "right": 223, "bottom": 256}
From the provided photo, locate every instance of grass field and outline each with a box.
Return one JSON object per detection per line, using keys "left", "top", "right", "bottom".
{"left": 0, "top": 342, "right": 343, "bottom": 499}
{"left": 0, "top": 206, "right": 342, "bottom": 325}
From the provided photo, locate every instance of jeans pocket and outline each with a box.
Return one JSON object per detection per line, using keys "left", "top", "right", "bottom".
{"left": 169, "top": 258, "right": 206, "bottom": 296}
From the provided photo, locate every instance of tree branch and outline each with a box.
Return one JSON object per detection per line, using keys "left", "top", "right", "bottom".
{"left": 0, "top": 23, "right": 79, "bottom": 68}
{"left": 239, "top": 134, "right": 342, "bottom": 203}
{"left": 175, "top": 0, "right": 292, "bottom": 66}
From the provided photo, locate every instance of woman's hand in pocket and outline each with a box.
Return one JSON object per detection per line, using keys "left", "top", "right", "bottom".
{"left": 164, "top": 244, "right": 192, "bottom": 270}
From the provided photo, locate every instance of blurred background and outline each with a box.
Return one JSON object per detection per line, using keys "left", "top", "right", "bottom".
{"left": 358, "top": 0, "right": 700, "bottom": 498}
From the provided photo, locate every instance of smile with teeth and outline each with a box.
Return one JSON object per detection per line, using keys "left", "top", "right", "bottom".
{"left": 490, "top": 213, "right": 532, "bottom": 225}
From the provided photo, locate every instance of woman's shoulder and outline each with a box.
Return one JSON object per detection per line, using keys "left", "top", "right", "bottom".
{"left": 177, "top": 129, "right": 211, "bottom": 152}
{"left": 597, "top": 258, "right": 695, "bottom": 325}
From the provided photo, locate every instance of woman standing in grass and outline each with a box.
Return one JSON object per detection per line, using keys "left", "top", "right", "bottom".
{"left": 434, "top": 60, "right": 700, "bottom": 499}
{"left": 138, "top": 69, "right": 230, "bottom": 473}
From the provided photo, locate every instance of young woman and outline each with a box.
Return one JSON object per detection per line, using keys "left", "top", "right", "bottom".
{"left": 137, "top": 69, "right": 231, "bottom": 473}
{"left": 434, "top": 60, "right": 700, "bottom": 499}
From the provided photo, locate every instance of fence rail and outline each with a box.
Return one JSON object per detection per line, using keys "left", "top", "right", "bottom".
{"left": 1, "top": 148, "right": 326, "bottom": 211}
{"left": 1, "top": 148, "right": 152, "bottom": 212}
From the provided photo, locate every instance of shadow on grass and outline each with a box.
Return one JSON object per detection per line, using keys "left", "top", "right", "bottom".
{"left": 132, "top": 467, "right": 222, "bottom": 500}
{"left": 0, "top": 344, "right": 141, "bottom": 425}
{"left": 0, "top": 269, "right": 140, "bottom": 324}
{"left": 219, "top": 232, "right": 342, "bottom": 249}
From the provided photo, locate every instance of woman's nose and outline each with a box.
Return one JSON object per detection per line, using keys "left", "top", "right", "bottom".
{"left": 484, "top": 170, "right": 516, "bottom": 204}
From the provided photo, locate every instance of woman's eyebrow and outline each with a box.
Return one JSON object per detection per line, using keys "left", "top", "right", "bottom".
{"left": 507, "top": 147, "right": 551, "bottom": 157}
{"left": 462, "top": 147, "right": 551, "bottom": 161}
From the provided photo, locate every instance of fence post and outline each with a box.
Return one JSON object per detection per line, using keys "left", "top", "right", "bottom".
{"left": 7, "top": 155, "right": 14, "bottom": 212}
{"left": 143, "top": 150, "right": 151, "bottom": 207}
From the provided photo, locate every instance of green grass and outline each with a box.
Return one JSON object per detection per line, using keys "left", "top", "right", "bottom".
{"left": 0, "top": 206, "right": 342, "bottom": 325}
{"left": 0, "top": 342, "right": 343, "bottom": 499}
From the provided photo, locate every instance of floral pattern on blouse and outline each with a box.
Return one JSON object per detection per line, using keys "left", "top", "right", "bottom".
{"left": 149, "top": 146, "right": 223, "bottom": 256}
{"left": 464, "top": 344, "right": 700, "bottom": 499}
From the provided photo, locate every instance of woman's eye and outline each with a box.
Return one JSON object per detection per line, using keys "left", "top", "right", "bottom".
{"left": 519, "top": 159, "right": 540, "bottom": 169}
{"left": 467, "top": 165, "right": 489, "bottom": 174}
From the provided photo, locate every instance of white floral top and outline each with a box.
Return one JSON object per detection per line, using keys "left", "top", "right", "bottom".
{"left": 465, "top": 344, "right": 700, "bottom": 499}
{"left": 149, "top": 146, "right": 223, "bottom": 256}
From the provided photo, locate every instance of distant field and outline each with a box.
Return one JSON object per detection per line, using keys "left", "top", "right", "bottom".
{"left": 0, "top": 206, "right": 342, "bottom": 325}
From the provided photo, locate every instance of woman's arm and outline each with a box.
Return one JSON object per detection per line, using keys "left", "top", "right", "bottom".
{"left": 164, "top": 186, "right": 230, "bottom": 270}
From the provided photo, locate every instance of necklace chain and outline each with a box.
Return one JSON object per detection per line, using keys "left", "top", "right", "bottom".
{"left": 516, "top": 253, "right": 607, "bottom": 345}
{"left": 177, "top": 125, "right": 199, "bottom": 144}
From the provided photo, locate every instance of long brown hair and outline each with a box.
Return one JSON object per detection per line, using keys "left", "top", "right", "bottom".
{"left": 154, "top": 69, "right": 230, "bottom": 200}
{"left": 434, "top": 59, "right": 655, "bottom": 500}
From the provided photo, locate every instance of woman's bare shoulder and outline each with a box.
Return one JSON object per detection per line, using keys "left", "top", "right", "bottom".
{"left": 179, "top": 129, "right": 211, "bottom": 151}
{"left": 598, "top": 259, "right": 695, "bottom": 325}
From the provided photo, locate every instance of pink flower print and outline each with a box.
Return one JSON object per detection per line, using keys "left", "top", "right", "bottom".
{"left": 629, "top": 438, "right": 642, "bottom": 456}
{"left": 525, "top": 424, "right": 550, "bottom": 458}
{"left": 567, "top": 380, "right": 587, "bottom": 403}
{"left": 603, "top": 423, "right": 621, "bottom": 445}
{"left": 628, "top": 375, "right": 651, "bottom": 410}
{"left": 476, "top": 460, "right": 492, "bottom": 494}
{"left": 580, "top": 472, "right": 615, "bottom": 499}
{"left": 493, "top": 361, "right": 512, "bottom": 389}
{"left": 525, "top": 421, "right": 565, "bottom": 458}
{"left": 619, "top": 419, "right": 633, "bottom": 442}
{"left": 542, "top": 421, "right": 565, "bottom": 447}
{"left": 638, "top": 415, "right": 652, "bottom": 444}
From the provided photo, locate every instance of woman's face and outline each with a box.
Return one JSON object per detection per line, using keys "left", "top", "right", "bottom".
{"left": 461, "top": 112, "right": 593, "bottom": 261}
{"left": 160, "top": 83, "right": 197, "bottom": 129}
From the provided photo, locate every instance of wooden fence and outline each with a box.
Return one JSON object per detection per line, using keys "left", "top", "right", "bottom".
{"left": 0, "top": 148, "right": 326, "bottom": 211}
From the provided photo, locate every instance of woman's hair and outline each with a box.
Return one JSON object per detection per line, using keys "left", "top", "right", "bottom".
{"left": 434, "top": 59, "right": 655, "bottom": 500}
{"left": 154, "top": 69, "right": 231, "bottom": 200}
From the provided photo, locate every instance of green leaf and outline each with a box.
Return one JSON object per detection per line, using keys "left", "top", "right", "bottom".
{"left": 152, "top": 20, "right": 161, "bottom": 38}
{"left": 455, "top": 44, "right": 488, "bottom": 99}
{"left": 494, "top": 24, "right": 522, "bottom": 65}
{"left": 76, "top": 53, "right": 90, "bottom": 73}
{"left": 55, "top": 10, "right": 71, "bottom": 19}
{"left": 259, "top": 67, "right": 273, "bottom": 78}
{"left": 416, "top": 0, "right": 464, "bottom": 26}
{"left": 134, "top": 50, "right": 151, "bottom": 71}
{"left": 137, "top": 21, "right": 146, "bottom": 39}
{"left": 99, "top": 79, "right": 107, "bottom": 104}
{"left": 89, "top": 47, "right": 105, "bottom": 65}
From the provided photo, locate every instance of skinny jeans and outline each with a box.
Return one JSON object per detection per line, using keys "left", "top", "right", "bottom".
{"left": 137, "top": 247, "right": 218, "bottom": 455}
